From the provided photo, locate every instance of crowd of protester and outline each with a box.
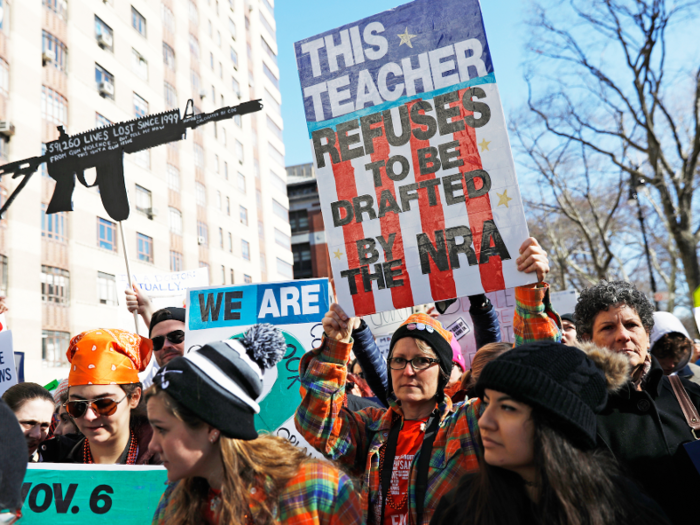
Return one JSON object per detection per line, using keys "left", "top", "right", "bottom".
{"left": 2, "top": 236, "right": 700, "bottom": 524}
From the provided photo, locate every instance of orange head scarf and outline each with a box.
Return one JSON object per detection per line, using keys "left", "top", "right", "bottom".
{"left": 66, "top": 328, "right": 153, "bottom": 386}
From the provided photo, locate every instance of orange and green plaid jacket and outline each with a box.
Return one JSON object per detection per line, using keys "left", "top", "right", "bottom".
{"left": 294, "top": 336, "right": 482, "bottom": 525}
{"left": 151, "top": 460, "right": 362, "bottom": 525}
{"left": 514, "top": 283, "right": 562, "bottom": 346}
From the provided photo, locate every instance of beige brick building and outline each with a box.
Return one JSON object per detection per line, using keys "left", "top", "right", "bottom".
{"left": 0, "top": 0, "right": 290, "bottom": 384}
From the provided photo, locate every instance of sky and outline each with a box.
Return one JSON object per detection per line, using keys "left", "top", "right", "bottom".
{"left": 276, "top": 0, "right": 528, "bottom": 167}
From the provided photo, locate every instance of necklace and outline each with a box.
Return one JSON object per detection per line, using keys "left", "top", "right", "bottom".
{"left": 83, "top": 429, "right": 138, "bottom": 465}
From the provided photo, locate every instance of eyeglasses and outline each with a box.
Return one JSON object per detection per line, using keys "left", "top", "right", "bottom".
{"left": 64, "top": 395, "right": 127, "bottom": 418}
{"left": 151, "top": 330, "right": 185, "bottom": 351}
{"left": 387, "top": 356, "right": 440, "bottom": 371}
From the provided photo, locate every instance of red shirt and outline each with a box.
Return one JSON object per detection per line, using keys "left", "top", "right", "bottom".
{"left": 382, "top": 419, "right": 427, "bottom": 525}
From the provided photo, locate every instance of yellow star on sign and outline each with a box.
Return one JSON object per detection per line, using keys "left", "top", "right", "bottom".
{"left": 497, "top": 189, "right": 513, "bottom": 208}
{"left": 478, "top": 138, "right": 491, "bottom": 152}
{"left": 397, "top": 28, "right": 417, "bottom": 48}
{"left": 333, "top": 249, "right": 343, "bottom": 260}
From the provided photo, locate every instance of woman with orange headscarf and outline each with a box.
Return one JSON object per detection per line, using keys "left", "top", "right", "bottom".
{"left": 40, "top": 328, "right": 160, "bottom": 465}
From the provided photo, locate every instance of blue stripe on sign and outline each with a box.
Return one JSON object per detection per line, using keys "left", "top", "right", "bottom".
{"left": 188, "top": 279, "right": 330, "bottom": 330}
{"left": 305, "top": 72, "right": 496, "bottom": 136}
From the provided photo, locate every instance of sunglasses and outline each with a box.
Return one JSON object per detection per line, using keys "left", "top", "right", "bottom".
{"left": 151, "top": 330, "right": 185, "bottom": 351}
{"left": 64, "top": 395, "right": 127, "bottom": 418}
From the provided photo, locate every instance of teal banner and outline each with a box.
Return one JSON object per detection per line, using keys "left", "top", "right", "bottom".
{"left": 21, "top": 464, "right": 168, "bottom": 524}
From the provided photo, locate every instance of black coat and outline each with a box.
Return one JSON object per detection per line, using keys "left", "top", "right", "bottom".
{"left": 596, "top": 357, "right": 700, "bottom": 525}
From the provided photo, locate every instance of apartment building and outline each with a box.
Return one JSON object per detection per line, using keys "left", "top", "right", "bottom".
{"left": 286, "top": 162, "right": 331, "bottom": 282}
{"left": 0, "top": 0, "right": 290, "bottom": 384}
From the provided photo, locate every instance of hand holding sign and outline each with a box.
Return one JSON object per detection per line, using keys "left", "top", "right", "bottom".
{"left": 516, "top": 237, "right": 549, "bottom": 283}
{"left": 322, "top": 303, "right": 360, "bottom": 344}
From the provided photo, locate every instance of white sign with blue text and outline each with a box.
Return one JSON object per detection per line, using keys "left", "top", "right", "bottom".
{"left": 185, "top": 279, "right": 330, "bottom": 456}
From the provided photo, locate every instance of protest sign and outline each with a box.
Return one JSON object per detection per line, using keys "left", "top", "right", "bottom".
{"left": 14, "top": 350, "right": 24, "bottom": 382}
{"left": 117, "top": 268, "right": 209, "bottom": 334}
{"left": 0, "top": 330, "right": 16, "bottom": 395}
{"left": 186, "top": 279, "right": 330, "bottom": 455}
{"left": 295, "top": 0, "right": 536, "bottom": 317}
{"left": 20, "top": 464, "right": 167, "bottom": 524}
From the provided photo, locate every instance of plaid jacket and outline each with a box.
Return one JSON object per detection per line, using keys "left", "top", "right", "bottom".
{"left": 294, "top": 337, "right": 482, "bottom": 525}
{"left": 514, "top": 283, "right": 561, "bottom": 346}
{"left": 151, "top": 461, "right": 362, "bottom": 525}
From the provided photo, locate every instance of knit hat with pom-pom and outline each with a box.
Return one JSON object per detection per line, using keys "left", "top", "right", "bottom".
{"left": 153, "top": 324, "right": 286, "bottom": 440}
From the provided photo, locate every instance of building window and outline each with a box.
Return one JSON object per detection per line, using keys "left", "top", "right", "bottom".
{"left": 293, "top": 243, "right": 313, "bottom": 279}
{"left": 134, "top": 185, "right": 151, "bottom": 216}
{"left": 238, "top": 173, "right": 246, "bottom": 193}
{"left": 239, "top": 205, "right": 248, "bottom": 225}
{"left": 133, "top": 93, "right": 149, "bottom": 117}
{"left": 162, "top": 3, "right": 175, "bottom": 33}
{"left": 41, "top": 266, "right": 70, "bottom": 304}
{"left": 232, "top": 77, "right": 240, "bottom": 97}
{"left": 230, "top": 47, "right": 239, "bottom": 69}
{"left": 132, "top": 7, "right": 147, "bottom": 37}
{"left": 235, "top": 140, "right": 243, "bottom": 163}
{"left": 259, "top": 11, "right": 275, "bottom": 38}
{"left": 194, "top": 144, "right": 205, "bottom": 169}
{"left": 265, "top": 89, "right": 281, "bottom": 115}
{"left": 258, "top": 220, "right": 264, "bottom": 240}
{"left": 95, "top": 16, "right": 114, "bottom": 52}
{"left": 95, "top": 64, "right": 115, "bottom": 99}
{"left": 0, "top": 136, "right": 7, "bottom": 162}
{"left": 164, "top": 82, "right": 178, "bottom": 109}
{"left": 271, "top": 170, "right": 286, "bottom": 193}
{"left": 267, "top": 116, "right": 283, "bottom": 141}
{"left": 226, "top": 197, "right": 231, "bottom": 216}
{"left": 98, "top": 217, "right": 117, "bottom": 251}
{"left": 167, "top": 164, "right": 181, "bottom": 191}
{"left": 97, "top": 271, "right": 117, "bottom": 305}
{"left": 272, "top": 199, "right": 288, "bottom": 221}
{"left": 132, "top": 49, "right": 148, "bottom": 80}
{"left": 230, "top": 268, "right": 235, "bottom": 284}
{"left": 290, "top": 209, "right": 309, "bottom": 233}
{"left": 214, "top": 154, "right": 220, "bottom": 174}
{"left": 189, "top": 34, "right": 200, "bottom": 60}
{"left": 241, "top": 240, "right": 250, "bottom": 260}
{"left": 228, "top": 232, "right": 233, "bottom": 252}
{"left": 197, "top": 221, "right": 208, "bottom": 246}
{"left": 42, "top": 32, "right": 68, "bottom": 72}
{"left": 277, "top": 258, "right": 293, "bottom": 279}
{"left": 219, "top": 227, "right": 224, "bottom": 249}
{"left": 169, "top": 207, "right": 183, "bottom": 235}
{"left": 228, "top": 18, "right": 236, "bottom": 39}
{"left": 274, "top": 228, "right": 290, "bottom": 250}
{"left": 170, "top": 250, "right": 183, "bottom": 272}
{"left": 0, "top": 58, "right": 8, "bottom": 97}
{"left": 96, "top": 113, "right": 112, "bottom": 128}
{"left": 224, "top": 161, "right": 229, "bottom": 180}
{"left": 195, "top": 182, "right": 206, "bottom": 207}
{"left": 269, "top": 143, "right": 285, "bottom": 167}
{"left": 43, "top": 0, "right": 68, "bottom": 20}
{"left": 221, "top": 265, "right": 226, "bottom": 284}
{"left": 42, "top": 330, "right": 71, "bottom": 367}
{"left": 0, "top": 255, "right": 7, "bottom": 298}
{"left": 41, "top": 86, "right": 67, "bottom": 126}
{"left": 189, "top": 0, "right": 199, "bottom": 25}
{"left": 41, "top": 205, "right": 67, "bottom": 242}
{"left": 244, "top": 274, "right": 252, "bottom": 284}
{"left": 137, "top": 233, "right": 154, "bottom": 263}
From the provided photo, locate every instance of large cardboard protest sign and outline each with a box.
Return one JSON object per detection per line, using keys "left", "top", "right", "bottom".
{"left": 20, "top": 464, "right": 167, "bottom": 524}
{"left": 295, "top": 0, "right": 535, "bottom": 316}
{"left": 186, "top": 279, "right": 330, "bottom": 454}
{"left": 0, "top": 331, "right": 16, "bottom": 395}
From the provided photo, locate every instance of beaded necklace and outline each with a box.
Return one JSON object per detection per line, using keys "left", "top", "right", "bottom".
{"left": 83, "top": 429, "right": 138, "bottom": 465}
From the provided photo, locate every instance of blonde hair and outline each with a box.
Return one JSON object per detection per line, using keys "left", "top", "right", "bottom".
{"left": 414, "top": 338, "right": 438, "bottom": 358}
{"left": 146, "top": 388, "right": 324, "bottom": 525}
{"left": 461, "top": 342, "right": 513, "bottom": 391}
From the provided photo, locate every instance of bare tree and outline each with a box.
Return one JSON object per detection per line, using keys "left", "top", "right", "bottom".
{"left": 520, "top": 0, "right": 700, "bottom": 308}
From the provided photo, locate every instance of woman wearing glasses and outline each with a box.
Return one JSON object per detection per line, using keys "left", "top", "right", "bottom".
{"left": 41, "top": 328, "right": 160, "bottom": 465}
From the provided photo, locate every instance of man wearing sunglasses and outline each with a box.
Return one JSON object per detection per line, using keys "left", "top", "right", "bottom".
{"left": 140, "top": 307, "right": 186, "bottom": 390}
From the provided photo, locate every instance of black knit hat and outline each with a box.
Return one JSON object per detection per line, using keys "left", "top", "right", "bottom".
{"left": 560, "top": 313, "right": 575, "bottom": 324}
{"left": 476, "top": 341, "right": 609, "bottom": 450}
{"left": 0, "top": 400, "right": 28, "bottom": 512}
{"left": 149, "top": 307, "right": 186, "bottom": 336}
{"left": 153, "top": 324, "right": 286, "bottom": 440}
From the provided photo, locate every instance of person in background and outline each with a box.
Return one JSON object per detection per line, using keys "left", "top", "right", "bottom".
{"left": 460, "top": 342, "right": 514, "bottom": 399}
{"left": 431, "top": 341, "right": 670, "bottom": 525}
{"left": 43, "top": 328, "right": 159, "bottom": 464}
{"left": 2, "top": 382, "right": 55, "bottom": 462}
{"left": 52, "top": 379, "right": 80, "bottom": 437}
{"left": 0, "top": 400, "right": 28, "bottom": 524}
{"left": 148, "top": 324, "right": 362, "bottom": 525}
{"left": 445, "top": 336, "right": 469, "bottom": 402}
{"left": 649, "top": 311, "right": 700, "bottom": 384}
{"left": 560, "top": 313, "right": 577, "bottom": 345}
{"left": 138, "top": 307, "right": 186, "bottom": 390}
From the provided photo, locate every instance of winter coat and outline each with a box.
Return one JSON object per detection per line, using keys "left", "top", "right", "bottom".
{"left": 294, "top": 336, "right": 482, "bottom": 525}
{"left": 596, "top": 358, "right": 700, "bottom": 525}
{"left": 151, "top": 460, "right": 362, "bottom": 525}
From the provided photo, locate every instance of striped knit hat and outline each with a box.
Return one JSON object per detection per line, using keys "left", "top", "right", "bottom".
{"left": 153, "top": 324, "right": 286, "bottom": 440}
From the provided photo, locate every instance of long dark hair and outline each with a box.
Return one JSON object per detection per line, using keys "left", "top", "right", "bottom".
{"left": 443, "top": 411, "right": 670, "bottom": 525}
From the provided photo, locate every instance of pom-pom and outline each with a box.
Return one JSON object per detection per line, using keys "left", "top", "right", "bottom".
{"left": 241, "top": 324, "right": 286, "bottom": 370}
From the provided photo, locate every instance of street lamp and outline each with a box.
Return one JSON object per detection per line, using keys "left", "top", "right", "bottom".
{"left": 627, "top": 171, "right": 660, "bottom": 310}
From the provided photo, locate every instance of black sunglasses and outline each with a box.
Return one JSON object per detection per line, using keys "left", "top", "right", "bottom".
{"left": 151, "top": 330, "right": 185, "bottom": 351}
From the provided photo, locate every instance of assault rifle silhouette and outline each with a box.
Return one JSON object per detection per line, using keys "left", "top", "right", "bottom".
{"left": 0, "top": 98, "right": 263, "bottom": 221}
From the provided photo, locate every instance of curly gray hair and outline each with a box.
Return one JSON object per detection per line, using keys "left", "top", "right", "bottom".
{"left": 574, "top": 281, "right": 655, "bottom": 341}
